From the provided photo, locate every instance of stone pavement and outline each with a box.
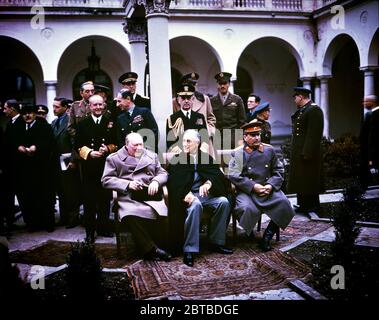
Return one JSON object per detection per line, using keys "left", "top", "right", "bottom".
{"left": 2, "top": 186, "right": 379, "bottom": 300}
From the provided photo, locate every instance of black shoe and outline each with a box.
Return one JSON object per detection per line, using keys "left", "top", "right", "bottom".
{"left": 209, "top": 244, "right": 233, "bottom": 254}
{"left": 183, "top": 253, "right": 194, "bottom": 267}
{"left": 145, "top": 247, "right": 172, "bottom": 262}
{"left": 260, "top": 221, "right": 279, "bottom": 252}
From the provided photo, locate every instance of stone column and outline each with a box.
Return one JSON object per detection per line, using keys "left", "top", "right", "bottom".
{"left": 314, "top": 79, "right": 321, "bottom": 106}
{"left": 45, "top": 81, "right": 57, "bottom": 123}
{"left": 144, "top": 0, "right": 172, "bottom": 153}
{"left": 360, "top": 66, "right": 378, "bottom": 97}
{"left": 124, "top": 17, "right": 148, "bottom": 95}
{"left": 300, "top": 77, "right": 313, "bottom": 99}
{"left": 229, "top": 76, "right": 236, "bottom": 94}
{"left": 318, "top": 76, "right": 331, "bottom": 138}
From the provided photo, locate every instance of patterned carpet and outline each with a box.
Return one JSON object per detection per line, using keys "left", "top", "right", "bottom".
{"left": 9, "top": 219, "right": 332, "bottom": 300}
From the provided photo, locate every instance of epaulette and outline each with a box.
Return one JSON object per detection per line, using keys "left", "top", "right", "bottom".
{"left": 194, "top": 91, "right": 205, "bottom": 103}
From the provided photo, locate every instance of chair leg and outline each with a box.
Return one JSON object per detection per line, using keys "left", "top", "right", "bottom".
{"left": 257, "top": 216, "right": 261, "bottom": 232}
{"left": 232, "top": 213, "right": 237, "bottom": 244}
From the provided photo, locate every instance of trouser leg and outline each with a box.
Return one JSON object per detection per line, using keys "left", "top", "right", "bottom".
{"left": 183, "top": 198, "right": 202, "bottom": 253}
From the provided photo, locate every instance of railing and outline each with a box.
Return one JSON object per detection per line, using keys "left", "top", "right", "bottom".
{"left": 0, "top": 0, "right": 124, "bottom": 8}
{"left": 170, "top": 0, "right": 308, "bottom": 11}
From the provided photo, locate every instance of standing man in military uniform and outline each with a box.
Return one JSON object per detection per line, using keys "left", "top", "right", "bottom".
{"left": 67, "top": 81, "right": 95, "bottom": 138}
{"left": 118, "top": 72, "right": 151, "bottom": 110}
{"left": 75, "top": 95, "right": 118, "bottom": 243}
{"left": 287, "top": 87, "right": 324, "bottom": 215}
{"left": 210, "top": 72, "right": 246, "bottom": 149}
{"left": 166, "top": 83, "right": 208, "bottom": 153}
{"left": 228, "top": 122, "right": 295, "bottom": 251}
{"left": 253, "top": 102, "right": 272, "bottom": 144}
{"left": 116, "top": 90, "right": 158, "bottom": 153}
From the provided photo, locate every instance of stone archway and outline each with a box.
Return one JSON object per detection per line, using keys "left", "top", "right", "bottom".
{"left": 169, "top": 36, "right": 222, "bottom": 97}
{"left": 237, "top": 37, "right": 301, "bottom": 140}
{"left": 325, "top": 34, "right": 363, "bottom": 138}
{"left": 0, "top": 36, "right": 44, "bottom": 105}
{"left": 368, "top": 28, "right": 379, "bottom": 97}
{"left": 57, "top": 35, "right": 130, "bottom": 100}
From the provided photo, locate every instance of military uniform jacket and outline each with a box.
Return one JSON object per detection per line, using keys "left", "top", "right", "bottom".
{"left": 75, "top": 114, "right": 118, "bottom": 183}
{"left": 258, "top": 119, "right": 272, "bottom": 144}
{"left": 67, "top": 99, "right": 91, "bottom": 138}
{"left": 228, "top": 144, "right": 295, "bottom": 229}
{"left": 166, "top": 110, "right": 208, "bottom": 151}
{"left": 117, "top": 106, "right": 158, "bottom": 151}
{"left": 210, "top": 92, "right": 246, "bottom": 129}
{"left": 101, "top": 148, "right": 168, "bottom": 221}
{"left": 173, "top": 91, "right": 216, "bottom": 136}
{"left": 3, "top": 115, "right": 25, "bottom": 172}
{"left": 287, "top": 101, "right": 324, "bottom": 194}
{"left": 134, "top": 94, "right": 151, "bottom": 110}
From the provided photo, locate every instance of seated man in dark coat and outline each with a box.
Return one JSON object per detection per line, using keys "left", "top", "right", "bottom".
{"left": 167, "top": 129, "right": 233, "bottom": 267}
{"left": 228, "top": 121, "right": 295, "bottom": 251}
{"left": 166, "top": 83, "right": 209, "bottom": 154}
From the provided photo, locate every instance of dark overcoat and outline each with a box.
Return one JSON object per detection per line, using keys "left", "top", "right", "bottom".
{"left": 287, "top": 101, "right": 324, "bottom": 194}
{"left": 167, "top": 151, "right": 230, "bottom": 254}
{"left": 368, "top": 108, "right": 379, "bottom": 167}
{"left": 228, "top": 144, "right": 295, "bottom": 232}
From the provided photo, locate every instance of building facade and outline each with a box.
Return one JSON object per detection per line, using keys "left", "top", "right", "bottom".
{"left": 0, "top": 0, "right": 378, "bottom": 144}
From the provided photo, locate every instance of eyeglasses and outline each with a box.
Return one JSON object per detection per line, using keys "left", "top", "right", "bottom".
{"left": 178, "top": 95, "right": 193, "bottom": 100}
{"left": 123, "top": 81, "right": 136, "bottom": 85}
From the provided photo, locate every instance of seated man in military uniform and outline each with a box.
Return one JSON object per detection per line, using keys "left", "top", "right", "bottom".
{"left": 227, "top": 121, "right": 295, "bottom": 251}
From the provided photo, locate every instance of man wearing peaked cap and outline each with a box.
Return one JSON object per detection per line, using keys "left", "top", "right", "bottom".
{"left": 253, "top": 102, "right": 272, "bottom": 144}
{"left": 35, "top": 105, "right": 49, "bottom": 120}
{"left": 228, "top": 120, "right": 295, "bottom": 252}
{"left": 167, "top": 83, "right": 209, "bottom": 154}
{"left": 288, "top": 85, "right": 324, "bottom": 216}
{"left": 210, "top": 71, "right": 246, "bottom": 149}
{"left": 173, "top": 73, "right": 217, "bottom": 156}
{"left": 94, "top": 84, "right": 111, "bottom": 101}
{"left": 118, "top": 72, "right": 150, "bottom": 110}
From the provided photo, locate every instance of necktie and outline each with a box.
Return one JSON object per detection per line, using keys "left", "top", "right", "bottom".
{"left": 186, "top": 111, "right": 190, "bottom": 119}
{"left": 96, "top": 119, "right": 100, "bottom": 125}
{"left": 26, "top": 123, "right": 31, "bottom": 130}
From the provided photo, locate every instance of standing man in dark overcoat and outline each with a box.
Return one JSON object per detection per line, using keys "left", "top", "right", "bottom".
{"left": 75, "top": 94, "right": 118, "bottom": 242}
{"left": 287, "top": 87, "right": 324, "bottom": 215}
{"left": 367, "top": 95, "right": 379, "bottom": 183}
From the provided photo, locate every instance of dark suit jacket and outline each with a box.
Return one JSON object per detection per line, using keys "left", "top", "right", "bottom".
{"left": 51, "top": 113, "right": 72, "bottom": 155}
{"left": 117, "top": 106, "right": 158, "bottom": 152}
{"left": 75, "top": 115, "right": 118, "bottom": 183}
{"left": 4, "top": 115, "right": 25, "bottom": 173}
{"left": 167, "top": 151, "right": 230, "bottom": 254}
{"left": 166, "top": 110, "right": 208, "bottom": 150}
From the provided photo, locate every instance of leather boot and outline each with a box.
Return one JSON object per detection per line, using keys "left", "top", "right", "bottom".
{"left": 260, "top": 221, "right": 279, "bottom": 252}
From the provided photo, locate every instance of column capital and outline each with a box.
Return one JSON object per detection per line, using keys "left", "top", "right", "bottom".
{"left": 317, "top": 75, "right": 332, "bottom": 82}
{"left": 136, "top": 0, "right": 171, "bottom": 17}
{"left": 299, "top": 76, "right": 315, "bottom": 81}
{"left": 44, "top": 81, "right": 57, "bottom": 88}
{"left": 123, "top": 17, "right": 147, "bottom": 44}
{"left": 359, "top": 65, "right": 379, "bottom": 72}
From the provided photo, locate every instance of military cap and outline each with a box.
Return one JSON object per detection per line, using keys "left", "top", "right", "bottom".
{"left": 20, "top": 104, "right": 38, "bottom": 114}
{"left": 181, "top": 72, "right": 199, "bottom": 85}
{"left": 177, "top": 83, "right": 195, "bottom": 96}
{"left": 293, "top": 86, "right": 312, "bottom": 95}
{"left": 254, "top": 102, "right": 271, "bottom": 114}
{"left": 94, "top": 84, "right": 110, "bottom": 94}
{"left": 118, "top": 72, "right": 138, "bottom": 84}
{"left": 80, "top": 81, "right": 94, "bottom": 89}
{"left": 214, "top": 72, "right": 232, "bottom": 84}
{"left": 36, "top": 104, "right": 48, "bottom": 114}
{"left": 241, "top": 119, "right": 262, "bottom": 134}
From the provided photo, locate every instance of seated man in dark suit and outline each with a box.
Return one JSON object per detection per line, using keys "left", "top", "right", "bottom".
{"left": 116, "top": 89, "right": 158, "bottom": 153}
{"left": 166, "top": 83, "right": 209, "bottom": 154}
{"left": 167, "top": 129, "right": 233, "bottom": 267}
